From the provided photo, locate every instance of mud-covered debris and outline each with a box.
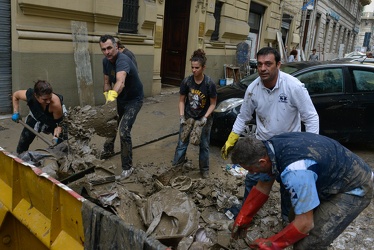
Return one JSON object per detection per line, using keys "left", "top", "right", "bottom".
{"left": 170, "top": 176, "right": 192, "bottom": 191}
{"left": 97, "top": 191, "right": 120, "bottom": 207}
{"left": 194, "top": 227, "right": 216, "bottom": 246}
{"left": 41, "top": 158, "right": 59, "bottom": 179}
{"left": 190, "top": 120, "right": 203, "bottom": 145}
{"left": 141, "top": 187, "right": 200, "bottom": 238}
{"left": 67, "top": 101, "right": 118, "bottom": 139}
{"left": 181, "top": 118, "right": 195, "bottom": 142}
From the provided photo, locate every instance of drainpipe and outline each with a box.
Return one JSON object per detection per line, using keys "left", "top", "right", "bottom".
{"left": 304, "top": 0, "right": 318, "bottom": 60}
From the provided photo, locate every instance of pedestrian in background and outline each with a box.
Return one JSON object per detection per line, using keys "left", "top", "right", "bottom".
{"left": 11, "top": 80, "right": 67, "bottom": 154}
{"left": 309, "top": 48, "right": 319, "bottom": 61}
{"left": 288, "top": 49, "right": 298, "bottom": 62}
{"left": 117, "top": 40, "right": 138, "bottom": 70}
{"left": 99, "top": 34, "right": 144, "bottom": 179}
{"left": 230, "top": 132, "right": 373, "bottom": 249}
{"left": 221, "top": 47, "right": 319, "bottom": 221}
{"left": 172, "top": 49, "right": 217, "bottom": 179}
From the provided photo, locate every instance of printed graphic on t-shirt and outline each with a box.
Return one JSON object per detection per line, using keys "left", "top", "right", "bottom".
{"left": 188, "top": 89, "right": 206, "bottom": 110}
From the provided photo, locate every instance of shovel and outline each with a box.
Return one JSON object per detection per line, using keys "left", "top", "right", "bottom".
{"left": 18, "top": 120, "right": 54, "bottom": 147}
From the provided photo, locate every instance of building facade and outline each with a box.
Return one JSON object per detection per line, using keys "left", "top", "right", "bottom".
{"left": 299, "top": 0, "right": 368, "bottom": 61}
{"left": 0, "top": 0, "right": 280, "bottom": 114}
{"left": 1, "top": 0, "right": 368, "bottom": 115}
{"left": 357, "top": 10, "right": 374, "bottom": 52}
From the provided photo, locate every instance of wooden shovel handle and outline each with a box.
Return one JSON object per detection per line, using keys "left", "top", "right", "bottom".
{"left": 18, "top": 120, "right": 54, "bottom": 147}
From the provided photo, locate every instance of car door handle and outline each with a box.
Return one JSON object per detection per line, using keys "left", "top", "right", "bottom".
{"left": 338, "top": 99, "right": 353, "bottom": 105}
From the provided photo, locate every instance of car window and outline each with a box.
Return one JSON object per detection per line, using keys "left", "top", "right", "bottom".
{"left": 296, "top": 68, "right": 343, "bottom": 94}
{"left": 280, "top": 65, "right": 300, "bottom": 74}
{"left": 240, "top": 72, "right": 259, "bottom": 87}
{"left": 352, "top": 69, "right": 374, "bottom": 92}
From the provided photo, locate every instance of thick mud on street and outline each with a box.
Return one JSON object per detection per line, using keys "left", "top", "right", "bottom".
{"left": 40, "top": 132, "right": 374, "bottom": 249}
{"left": 1, "top": 89, "right": 373, "bottom": 249}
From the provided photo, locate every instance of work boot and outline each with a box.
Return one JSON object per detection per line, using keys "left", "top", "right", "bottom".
{"left": 99, "top": 150, "right": 115, "bottom": 160}
{"left": 201, "top": 171, "right": 209, "bottom": 179}
{"left": 116, "top": 167, "right": 134, "bottom": 180}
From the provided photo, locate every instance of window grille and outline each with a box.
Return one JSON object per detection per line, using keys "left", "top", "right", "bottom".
{"left": 118, "top": 0, "right": 139, "bottom": 33}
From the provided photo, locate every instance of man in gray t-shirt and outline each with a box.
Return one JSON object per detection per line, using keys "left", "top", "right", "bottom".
{"left": 99, "top": 34, "right": 144, "bottom": 180}
{"left": 309, "top": 49, "right": 319, "bottom": 61}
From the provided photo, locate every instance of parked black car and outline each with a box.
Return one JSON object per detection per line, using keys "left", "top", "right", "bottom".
{"left": 211, "top": 61, "right": 374, "bottom": 144}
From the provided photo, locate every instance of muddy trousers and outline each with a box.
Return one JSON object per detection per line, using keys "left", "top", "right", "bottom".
{"left": 103, "top": 100, "right": 143, "bottom": 170}
{"left": 17, "top": 116, "right": 40, "bottom": 154}
{"left": 172, "top": 118, "right": 212, "bottom": 172}
{"left": 16, "top": 115, "right": 67, "bottom": 154}
{"left": 243, "top": 173, "right": 291, "bottom": 222}
{"left": 294, "top": 189, "right": 372, "bottom": 250}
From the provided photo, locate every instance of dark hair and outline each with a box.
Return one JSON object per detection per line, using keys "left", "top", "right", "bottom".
{"left": 257, "top": 47, "right": 281, "bottom": 63}
{"left": 34, "top": 80, "right": 53, "bottom": 97}
{"left": 231, "top": 137, "right": 267, "bottom": 166}
{"left": 290, "top": 49, "right": 298, "bottom": 56}
{"left": 190, "top": 49, "right": 207, "bottom": 67}
{"left": 117, "top": 40, "right": 125, "bottom": 49}
{"left": 99, "top": 34, "right": 116, "bottom": 45}
{"left": 312, "top": 49, "right": 316, "bottom": 52}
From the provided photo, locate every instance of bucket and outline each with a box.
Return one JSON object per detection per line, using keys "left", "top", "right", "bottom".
{"left": 219, "top": 79, "right": 226, "bottom": 86}
{"left": 226, "top": 78, "right": 234, "bottom": 85}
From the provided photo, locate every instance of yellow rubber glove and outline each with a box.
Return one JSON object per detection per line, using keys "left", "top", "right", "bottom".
{"left": 221, "top": 131, "right": 240, "bottom": 160}
{"left": 103, "top": 91, "right": 108, "bottom": 101}
{"left": 106, "top": 90, "right": 118, "bottom": 103}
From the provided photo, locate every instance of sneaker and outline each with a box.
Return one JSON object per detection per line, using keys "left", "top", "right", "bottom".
{"left": 99, "top": 150, "right": 115, "bottom": 160}
{"left": 183, "top": 160, "right": 195, "bottom": 170}
{"left": 201, "top": 171, "right": 209, "bottom": 179}
{"left": 116, "top": 168, "right": 134, "bottom": 180}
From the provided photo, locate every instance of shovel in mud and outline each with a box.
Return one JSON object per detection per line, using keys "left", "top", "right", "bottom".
{"left": 18, "top": 120, "right": 55, "bottom": 147}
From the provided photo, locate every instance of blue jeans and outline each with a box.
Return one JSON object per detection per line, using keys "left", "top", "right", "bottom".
{"left": 243, "top": 172, "right": 291, "bottom": 222}
{"left": 173, "top": 117, "right": 212, "bottom": 172}
{"left": 103, "top": 100, "right": 143, "bottom": 170}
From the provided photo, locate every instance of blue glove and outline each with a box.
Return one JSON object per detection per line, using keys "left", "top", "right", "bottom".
{"left": 12, "top": 112, "right": 20, "bottom": 123}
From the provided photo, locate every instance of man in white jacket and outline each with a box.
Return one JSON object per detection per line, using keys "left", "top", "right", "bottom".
{"left": 221, "top": 46, "right": 319, "bottom": 222}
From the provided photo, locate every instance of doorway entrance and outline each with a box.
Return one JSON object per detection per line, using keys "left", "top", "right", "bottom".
{"left": 160, "top": 0, "right": 191, "bottom": 86}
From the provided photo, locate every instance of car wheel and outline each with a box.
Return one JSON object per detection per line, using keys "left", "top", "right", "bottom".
{"left": 241, "top": 123, "right": 256, "bottom": 138}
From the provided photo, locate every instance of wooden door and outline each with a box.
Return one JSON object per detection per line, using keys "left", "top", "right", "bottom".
{"left": 161, "top": 0, "right": 191, "bottom": 85}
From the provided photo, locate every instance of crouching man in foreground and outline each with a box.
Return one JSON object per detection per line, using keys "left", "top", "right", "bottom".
{"left": 230, "top": 132, "right": 373, "bottom": 249}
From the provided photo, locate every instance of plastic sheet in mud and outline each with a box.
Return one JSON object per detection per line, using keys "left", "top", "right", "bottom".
{"left": 141, "top": 187, "right": 199, "bottom": 239}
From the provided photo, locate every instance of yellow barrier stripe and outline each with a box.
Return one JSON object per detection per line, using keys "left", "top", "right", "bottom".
{"left": 0, "top": 148, "right": 85, "bottom": 249}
